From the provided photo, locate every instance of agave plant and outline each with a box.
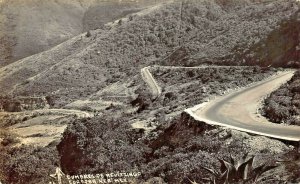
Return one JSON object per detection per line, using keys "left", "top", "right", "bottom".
{"left": 200, "top": 153, "right": 277, "bottom": 184}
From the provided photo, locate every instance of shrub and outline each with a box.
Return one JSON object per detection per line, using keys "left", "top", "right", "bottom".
{"left": 0, "top": 146, "right": 59, "bottom": 184}
{"left": 201, "top": 154, "right": 277, "bottom": 184}
{"left": 263, "top": 70, "right": 300, "bottom": 125}
{"left": 86, "top": 30, "right": 92, "bottom": 37}
{"left": 1, "top": 136, "right": 20, "bottom": 146}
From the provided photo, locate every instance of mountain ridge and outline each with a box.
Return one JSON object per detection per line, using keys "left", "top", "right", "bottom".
{"left": 0, "top": 0, "right": 299, "bottom": 105}
{"left": 0, "top": 0, "right": 162, "bottom": 66}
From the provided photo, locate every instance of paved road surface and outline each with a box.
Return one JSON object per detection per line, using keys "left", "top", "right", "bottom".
{"left": 187, "top": 71, "right": 300, "bottom": 141}
{"left": 142, "top": 66, "right": 299, "bottom": 141}
{"left": 141, "top": 67, "right": 162, "bottom": 99}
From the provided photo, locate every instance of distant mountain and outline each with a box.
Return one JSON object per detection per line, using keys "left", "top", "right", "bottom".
{"left": 0, "top": 0, "right": 298, "bottom": 105}
{"left": 0, "top": 0, "right": 161, "bottom": 67}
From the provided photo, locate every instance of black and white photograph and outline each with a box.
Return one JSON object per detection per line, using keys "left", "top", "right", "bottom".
{"left": 0, "top": 0, "right": 299, "bottom": 183}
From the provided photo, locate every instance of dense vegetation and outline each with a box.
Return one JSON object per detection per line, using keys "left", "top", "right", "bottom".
{"left": 263, "top": 70, "right": 300, "bottom": 125}
{"left": 0, "top": 143, "right": 59, "bottom": 184}
{"left": 0, "top": 96, "right": 22, "bottom": 112}
{"left": 56, "top": 112, "right": 298, "bottom": 184}
{"left": 0, "top": 0, "right": 298, "bottom": 103}
{"left": 54, "top": 66, "right": 298, "bottom": 184}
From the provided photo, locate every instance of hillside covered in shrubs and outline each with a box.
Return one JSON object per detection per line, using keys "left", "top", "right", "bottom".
{"left": 0, "top": 0, "right": 161, "bottom": 67}
{"left": 0, "top": 0, "right": 299, "bottom": 104}
{"left": 56, "top": 99, "right": 298, "bottom": 184}
{"left": 263, "top": 70, "right": 300, "bottom": 125}
{"left": 1, "top": 0, "right": 300, "bottom": 184}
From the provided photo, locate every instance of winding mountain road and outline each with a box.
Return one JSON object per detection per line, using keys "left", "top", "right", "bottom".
{"left": 32, "top": 109, "right": 94, "bottom": 118}
{"left": 186, "top": 70, "right": 300, "bottom": 141}
{"left": 141, "top": 66, "right": 162, "bottom": 99}
{"left": 141, "top": 67, "right": 300, "bottom": 141}
{"left": 141, "top": 65, "right": 239, "bottom": 99}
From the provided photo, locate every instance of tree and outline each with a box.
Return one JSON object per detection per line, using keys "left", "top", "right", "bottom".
{"left": 86, "top": 30, "right": 92, "bottom": 37}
